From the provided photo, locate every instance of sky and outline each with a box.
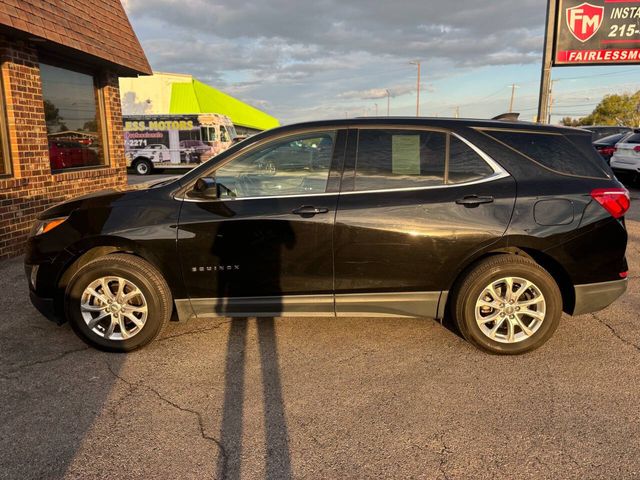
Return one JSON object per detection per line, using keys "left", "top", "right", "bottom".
{"left": 122, "top": 0, "right": 640, "bottom": 125}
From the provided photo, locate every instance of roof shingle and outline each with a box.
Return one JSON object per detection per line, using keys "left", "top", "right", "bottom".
{"left": 0, "top": 0, "right": 151, "bottom": 75}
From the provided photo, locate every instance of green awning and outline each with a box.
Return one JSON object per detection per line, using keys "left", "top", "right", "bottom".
{"left": 169, "top": 79, "right": 279, "bottom": 131}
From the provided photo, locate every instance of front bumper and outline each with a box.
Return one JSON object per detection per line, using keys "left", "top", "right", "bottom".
{"left": 29, "top": 289, "right": 62, "bottom": 324}
{"left": 572, "top": 278, "right": 628, "bottom": 316}
{"left": 25, "top": 261, "right": 65, "bottom": 324}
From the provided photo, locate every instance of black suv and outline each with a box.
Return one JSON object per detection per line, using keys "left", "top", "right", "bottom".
{"left": 25, "top": 118, "right": 629, "bottom": 354}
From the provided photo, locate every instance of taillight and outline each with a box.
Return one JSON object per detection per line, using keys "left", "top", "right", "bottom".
{"left": 590, "top": 188, "right": 630, "bottom": 219}
{"left": 634, "top": 146, "right": 640, "bottom": 152}
{"left": 601, "top": 147, "right": 615, "bottom": 156}
{"left": 620, "top": 271, "right": 628, "bottom": 279}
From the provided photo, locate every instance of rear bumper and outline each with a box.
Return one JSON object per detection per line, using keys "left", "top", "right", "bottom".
{"left": 611, "top": 164, "right": 639, "bottom": 174}
{"left": 572, "top": 278, "right": 628, "bottom": 316}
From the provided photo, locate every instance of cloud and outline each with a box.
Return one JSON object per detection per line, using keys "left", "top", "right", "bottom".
{"left": 337, "top": 84, "right": 429, "bottom": 100}
{"left": 124, "top": 0, "right": 549, "bottom": 123}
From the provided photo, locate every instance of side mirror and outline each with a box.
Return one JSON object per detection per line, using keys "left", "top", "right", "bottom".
{"left": 193, "top": 176, "right": 218, "bottom": 199}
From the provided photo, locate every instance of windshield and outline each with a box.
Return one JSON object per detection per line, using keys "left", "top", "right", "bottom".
{"left": 225, "top": 123, "right": 237, "bottom": 140}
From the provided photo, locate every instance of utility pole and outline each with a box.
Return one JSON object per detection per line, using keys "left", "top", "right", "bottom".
{"left": 537, "top": 0, "right": 557, "bottom": 123}
{"left": 410, "top": 60, "right": 421, "bottom": 116}
{"left": 386, "top": 89, "right": 391, "bottom": 116}
{"left": 547, "top": 79, "right": 558, "bottom": 124}
{"left": 509, "top": 84, "right": 518, "bottom": 113}
{"left": 455, "top": 106, "right": 460, "bottom": 119}
{"left": 375, "top": 103, "right": 378, "bottom": 116}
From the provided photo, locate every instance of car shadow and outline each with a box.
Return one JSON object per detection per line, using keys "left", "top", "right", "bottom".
{"left": 213, "top": 219, "right": 294, "bottom": 479}
{"left": 216, "top": 317, "right": 292, "bottom": 480}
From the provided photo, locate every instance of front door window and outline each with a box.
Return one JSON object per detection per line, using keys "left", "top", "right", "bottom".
{"left": 215, "top": 131, "right": 336, "bottom": 198}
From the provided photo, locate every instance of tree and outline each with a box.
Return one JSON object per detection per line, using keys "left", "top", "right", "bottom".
{"left": 579, "top": 91, "right": 640, "bottom": 127}
{"left": 43, "top": 99, "right": 68, "bottom": 132}
{"left": 81, "top": 120, "right": 98, "bottom": 133}
{"left": 561, "top": 117, "right": 581, "bottom": 127}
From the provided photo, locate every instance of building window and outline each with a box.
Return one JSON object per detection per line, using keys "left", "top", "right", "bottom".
{"left": 40, "top": 63, "right": 107, "bottom": 172}
{"left": 0, "top": 73, "right": 10, "bottom": 176}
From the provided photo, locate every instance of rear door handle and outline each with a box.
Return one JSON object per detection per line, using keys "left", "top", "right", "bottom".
{"left": 455, "top": 195, "right": 494, "bottom": 208}
{"left": 292, "top": 205, "right": 329, "bottom": 216}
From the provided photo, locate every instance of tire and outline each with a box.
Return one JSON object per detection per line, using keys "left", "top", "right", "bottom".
{"left": 450, "top": 255, "right": 562, "bottom": 355}
{"left": 133, "top": 158, "right": 153, "bottom": 175}
{"left": 64, "top": 254, "right": 172, "bottom": 352}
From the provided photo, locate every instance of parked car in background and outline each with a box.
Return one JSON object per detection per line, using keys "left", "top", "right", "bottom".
{"left": 581, "top": 126, "right": 633, "bottom": 141}
{"left": 26, "top": 118, "right": 628, "bottom": 355}
{"left": 179, "top": 140, "right": 212, "bottom": 164}
{"left": 610, "top": 130, "right": 640, "bottom": 181}
{"left": 593, "top": 133, "right": 629, "bottom": 164}
{"left": 48, "top": 141, "right": 99, "bottom": 171}
{"left": 127, "top": 144, "right": 171, "bottom": 175}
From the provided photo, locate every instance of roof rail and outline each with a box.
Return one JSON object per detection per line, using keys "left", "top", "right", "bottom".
{"left": 492, "top": 113, "right": 520, "bottom": 121}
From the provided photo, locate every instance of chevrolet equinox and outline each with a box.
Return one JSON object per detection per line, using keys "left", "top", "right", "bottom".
{"left": 25, "top": 118, "right": 630, "bottom": 354}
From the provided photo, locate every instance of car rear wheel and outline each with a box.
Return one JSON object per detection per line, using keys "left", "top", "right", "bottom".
{"left": 451, "top": 255, "right": 562, "bottom": 355}
{"left": 133, "top": 158, "right": 153, "bottom": 175}
{"left": 65, "top": 254, "right": 172, "bottom": 351}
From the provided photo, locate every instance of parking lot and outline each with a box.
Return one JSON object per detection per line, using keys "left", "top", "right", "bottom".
{"left": 1, "top": 183, "right": 639, "bottom": 479}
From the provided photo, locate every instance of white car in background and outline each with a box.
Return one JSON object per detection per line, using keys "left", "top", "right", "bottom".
{"left": 127, "top": 144, "right": 172, "bottom": 175}
{"left": 610, "top": 131, "right": 640, "bottom": 181}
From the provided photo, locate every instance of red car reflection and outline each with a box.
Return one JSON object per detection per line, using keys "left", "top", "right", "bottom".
{"left": 49, "top": 141, "right": 99, "bottom": 170}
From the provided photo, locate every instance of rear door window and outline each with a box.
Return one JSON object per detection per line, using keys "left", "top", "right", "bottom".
{"left": 484, "top": 130, "right": 607, "bottom": 178}
{"left": 448, "top": 137, "right": 494, "bottom": 184}
{"left": 354, "top": 130, "right": 446, "bottom": 191}
{"left": 353, "top": 129, "right": 498, "bottom": 191}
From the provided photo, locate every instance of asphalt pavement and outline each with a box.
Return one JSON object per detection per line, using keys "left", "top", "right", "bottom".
{"left": 1, "top": 182, "right": 639, "bottom": 479}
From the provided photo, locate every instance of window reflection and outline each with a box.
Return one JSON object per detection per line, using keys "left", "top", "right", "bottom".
{"left": 40, "top": 63, "right": 105, "bottom": 171}
{"left": 216, "top": 132, "right": 335, "bottom": 198}
{"left": 355, "top": 130, "right": 446, "bottom": 191}
{"left": 448, "top": 137, "right": 494, "bottom": 184}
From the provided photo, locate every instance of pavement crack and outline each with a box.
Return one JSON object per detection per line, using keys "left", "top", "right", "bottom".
{"left": 158, "top": 319, "right": 232, "bottom": 343}
{"left": 436, "top": 431, "right": 453, "bottom": 480}
{"left": 103, "top": 361, "right": 228, "bottom": 478}
{"left": 591, "top": 313, "right": 640, "bottom": 353}
{"left": 3, "top": 346, "right": 90, "bottom": 377}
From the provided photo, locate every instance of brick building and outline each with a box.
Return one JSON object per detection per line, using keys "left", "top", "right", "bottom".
{"left": 0, "top": 0, "right": 151, "bottom": 258}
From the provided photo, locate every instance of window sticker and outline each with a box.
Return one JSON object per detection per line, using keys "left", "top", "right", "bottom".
{"left": 392, "top": 135, "right": 420, "bottom": 175}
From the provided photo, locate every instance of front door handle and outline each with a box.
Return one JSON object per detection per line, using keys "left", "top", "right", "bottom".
{"left": 455, "top": 195, "right": 494, "bottom": 208}
{"left": 292, "top": 205, "right": 329, "bottom": 216}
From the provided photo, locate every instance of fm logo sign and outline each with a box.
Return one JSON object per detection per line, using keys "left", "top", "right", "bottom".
{"left": 566, "top": 2, "right": 605, "bottom": 42}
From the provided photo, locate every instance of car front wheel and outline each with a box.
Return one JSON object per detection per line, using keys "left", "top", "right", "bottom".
{"left": 451, "top": 255, "right": 562, "bottom": 355}
{"left": 65, "top": 254, "right": 172, "bottom": 351}
{"left": 133, "top": 158, "right": 153, "bottom": 175}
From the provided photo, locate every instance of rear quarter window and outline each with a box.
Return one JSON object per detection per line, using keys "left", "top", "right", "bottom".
{"left": 624, "top": 133, "right": 640, "bottom": 144}
{"left": 483, "top": 130, "right": 608, "bottom": 178}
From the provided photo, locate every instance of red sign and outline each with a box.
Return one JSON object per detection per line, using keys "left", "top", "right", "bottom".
{"left": 565, "top": 2, "right": 604, "bottom": 42}
{"left": 554, "top": 0, "right": 640, "bottom": 66}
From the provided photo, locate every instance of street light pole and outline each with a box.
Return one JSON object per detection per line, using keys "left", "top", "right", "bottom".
{"left": 509, "top": 84, "right": 518, "bottom": 113}
{"left": 410, "top": 60, "right": 421, "bottom": 116}
{"left": 386, "top": 89, "right": 391, "bottom": 116}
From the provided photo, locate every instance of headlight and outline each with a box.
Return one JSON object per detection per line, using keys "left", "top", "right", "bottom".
{"left": 30, "top": 216, "right": 69, "bottom": 237}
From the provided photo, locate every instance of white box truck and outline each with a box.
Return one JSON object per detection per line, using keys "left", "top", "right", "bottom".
{"left": 123, "top": 113, "right": 237, "bottom": 175}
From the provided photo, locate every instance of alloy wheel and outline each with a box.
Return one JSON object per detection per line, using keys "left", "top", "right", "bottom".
{"left": 80, "top": 276, "right": 148, "bottom": 341}
{"left": 475, "top": 276, "right": 546, "bottom": 344}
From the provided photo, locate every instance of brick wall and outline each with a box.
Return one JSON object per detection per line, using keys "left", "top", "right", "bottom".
{"left": 0, "top": 37, "right": 127, "bottom": 259}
